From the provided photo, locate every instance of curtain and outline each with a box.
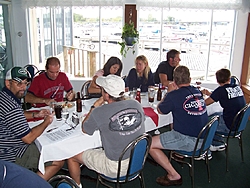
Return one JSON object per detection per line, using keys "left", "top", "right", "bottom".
{"left": 21, "top": 0, "right": 250, "bottom": 12}
{"left": 21, "top": 0, "right": 124, "bottom": 7}
{"left": 136, "top": 0, "right": 250, "bottom": 12}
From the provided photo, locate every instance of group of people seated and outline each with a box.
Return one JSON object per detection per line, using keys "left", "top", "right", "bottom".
{"left": 0, "top": 49, "right": 246, "bottom": 187}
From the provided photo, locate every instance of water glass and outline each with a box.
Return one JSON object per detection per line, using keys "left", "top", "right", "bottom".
{"left": 61, "top": 108, "right": 69, "bottom": 122}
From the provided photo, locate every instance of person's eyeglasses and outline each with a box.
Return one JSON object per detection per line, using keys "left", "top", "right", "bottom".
{"left": 11, "top": 80, "right": 31, "bottom": 87}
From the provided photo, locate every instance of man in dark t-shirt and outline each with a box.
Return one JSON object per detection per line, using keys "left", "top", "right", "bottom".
{"left": 154, "top": 49, "right": 181, "bottom": 87}
{"left": 202, "top": 68, "right": 246, "bottom": 151}
{"left": 150, "top": 66, "right": 208, "bottom": 186}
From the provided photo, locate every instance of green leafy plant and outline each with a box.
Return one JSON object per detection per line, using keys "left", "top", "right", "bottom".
{"left": 118, "top": 21, "right": 139, "bottom": 57}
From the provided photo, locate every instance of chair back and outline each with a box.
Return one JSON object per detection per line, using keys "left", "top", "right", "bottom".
{"left": 193, "top": 116, "right": 219, "bottom": 157}
{"left": 48, "top": 175, "right": 79, "bottom": 188}
{"left": 24, "top": 64, "right": 45, "bottom": 80}
{"left": 81, "top": 80, "right": 91, "bottom": 98}
{"left": 230, "top": 103, "right": 250, "bottom": 135}
{"left": 117, "top": 133, "right": 152, "bottom": 182}
{"left": 230, "top": 75, "right": 241, "bottom": 86}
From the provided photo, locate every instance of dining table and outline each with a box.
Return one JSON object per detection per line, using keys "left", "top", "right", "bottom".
{"left": 28, "top": 92, "right": 223, "bottom": 174}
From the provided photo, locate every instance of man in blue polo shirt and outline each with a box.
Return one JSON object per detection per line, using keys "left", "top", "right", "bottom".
{"left": 0, "top": 66, "right": 63, "bottom": 180}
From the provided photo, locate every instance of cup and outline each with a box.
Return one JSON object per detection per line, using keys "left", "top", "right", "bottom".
{"left": 130, "top": 87, "right": 137, "bottom": 99}
{"left": 148, "top": 87, "right": 155, "bottom": 103}
{"left": 54, "top": 104, "right": 62, "bottom": 120}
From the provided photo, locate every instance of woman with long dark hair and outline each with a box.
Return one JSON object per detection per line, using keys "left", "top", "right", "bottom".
{"left": 88, "top": 56, "right": 123, "bottom": 95}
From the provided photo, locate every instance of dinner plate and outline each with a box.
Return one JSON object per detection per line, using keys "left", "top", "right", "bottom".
{"left": 57, "top": 101, "right": 75, "bottom": 109}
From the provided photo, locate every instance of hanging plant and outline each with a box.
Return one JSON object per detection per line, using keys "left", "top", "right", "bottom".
{"left": 118, "top": 21, "right": 139, "bottom": 58}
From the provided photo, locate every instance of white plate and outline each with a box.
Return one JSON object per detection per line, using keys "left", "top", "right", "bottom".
{"left": 57, "top": 102, "right": 75, "bottom": 109}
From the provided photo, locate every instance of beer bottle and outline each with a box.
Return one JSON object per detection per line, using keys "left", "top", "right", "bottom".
{"left": 76, "top": 92, "right": 82, "bottom": 112}
{"left": 135, "top": 88, "right": 141, "bottom": 103}
{"left": 157, "top": 83, "right": 162, "bottom": 101}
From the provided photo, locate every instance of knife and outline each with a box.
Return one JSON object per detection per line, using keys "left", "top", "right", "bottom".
{"left": 50, "top": 83, "right": 62, "bottom": 99}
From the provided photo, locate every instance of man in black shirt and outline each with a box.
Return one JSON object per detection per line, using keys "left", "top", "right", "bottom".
{"left": 154, "top": 49, "right": 181, "bottom": 87}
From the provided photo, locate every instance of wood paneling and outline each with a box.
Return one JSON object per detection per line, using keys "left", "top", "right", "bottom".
{"left": 241, "top": 13, "right": 250, "bottom": 103}
{"left": 125, "top": 5, "right": 137, "bottom": 28}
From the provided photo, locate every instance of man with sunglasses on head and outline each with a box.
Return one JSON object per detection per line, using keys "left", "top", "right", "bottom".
{"left": 25, "top": 57, "right": 75, "bottom": 107}
{"left": 0, "top": 66, "right": 64, "bottom": 180}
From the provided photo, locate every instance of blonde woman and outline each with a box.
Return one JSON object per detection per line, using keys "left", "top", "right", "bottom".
{"left": 125, "top": 55, "right": 154, "bottom": 92}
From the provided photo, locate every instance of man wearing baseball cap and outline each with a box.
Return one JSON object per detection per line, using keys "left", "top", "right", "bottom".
{"left": 0, "top": 66, "right": 64, "bottom": 180}
{"left": 67, "top": 75, "right": 146, "bottom": 188}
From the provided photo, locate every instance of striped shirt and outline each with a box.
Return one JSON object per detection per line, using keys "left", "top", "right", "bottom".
{"left": 0, "top": 87, "right": 30, "bottom": 162}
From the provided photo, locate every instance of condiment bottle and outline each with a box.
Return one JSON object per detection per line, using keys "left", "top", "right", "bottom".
{"left": 135, "top": 88, "right": 141, "bottom": 103}
{"left": 76, "top": 92, "right": 82, "bottom": 112}
{"left": 157, "top": 83, "right": 162, "bottom": 101}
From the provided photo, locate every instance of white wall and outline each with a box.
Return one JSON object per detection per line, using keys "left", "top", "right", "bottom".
{"left": 230, "top": 11, "right": 249, "bottom": 78}
{"left": 11, "top": 1, "right": 30, "bottom": 67}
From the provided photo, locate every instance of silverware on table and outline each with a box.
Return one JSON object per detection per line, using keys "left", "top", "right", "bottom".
{"left": 46, "top": 127, "right": 58, "bottom": 133}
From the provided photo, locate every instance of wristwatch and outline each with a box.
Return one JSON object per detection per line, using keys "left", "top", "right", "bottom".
{"left": 90, "top": 105, "right": 95, "bottom": 109}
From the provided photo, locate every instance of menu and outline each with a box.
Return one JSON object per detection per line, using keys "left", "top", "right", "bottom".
{"left": 44, "top": 129, "right": 74, "bottom": 142}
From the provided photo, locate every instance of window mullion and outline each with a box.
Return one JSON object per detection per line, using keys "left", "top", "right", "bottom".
{"left": 205, "top": 10, "right": 213, "bottom": 80}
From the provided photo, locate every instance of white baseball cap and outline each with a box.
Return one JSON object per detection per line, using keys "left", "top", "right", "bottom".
{"left": 96, "top": 74, "right": 125, "bottom": 98}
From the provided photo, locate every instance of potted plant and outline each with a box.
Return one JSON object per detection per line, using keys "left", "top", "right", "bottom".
{"left": 118, "top": 21, "right": 139, "bottom": 57}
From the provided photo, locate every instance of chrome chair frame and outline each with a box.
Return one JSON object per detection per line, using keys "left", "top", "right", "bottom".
{"left": 170, "top": 116, "right": 219, "bottom": 188}
{"left": 96, "top": 133, "right": 152, "bottom": 188}
{"left": 80, "top": 80, "right": 91, "bottom": 99}
{"left": 215, "top": 103, "right": 250, "bottom": 171}
{"left": 48, "top": 174, "right": 80, "bottom": 188}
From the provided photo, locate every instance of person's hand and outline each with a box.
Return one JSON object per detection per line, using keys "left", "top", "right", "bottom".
{"left": 201, "top": 89, "right": 210, "bottom": 96}
{"left": 93, "top": 96, "right": 104, "bottom": 107}
{"left": 66, "top": 90, "right": 75, "bottom": 101}
{"left": 168, "top": 82, "right": 178, "bottom": 92}
{"left": 44, "top": 98, "right": 56, "bottom": 106}
{"left": 35, "top": 109, "right": 51, "bottom": 118}
{"left": 43, "top": 113, "right": 54, "bottom": 125}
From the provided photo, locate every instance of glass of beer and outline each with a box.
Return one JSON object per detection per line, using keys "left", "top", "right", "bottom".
{"left": 148, "top": 87, "right": 155, "bottom": 103}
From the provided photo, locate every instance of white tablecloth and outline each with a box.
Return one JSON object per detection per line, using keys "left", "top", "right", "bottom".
{"left": 28, "top": 94, "right": 222, "bottom": 174}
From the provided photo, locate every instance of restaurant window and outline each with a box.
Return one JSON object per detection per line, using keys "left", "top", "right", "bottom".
{"left": 138, "top": 8, "right": 236, "bottom": 82}
{"left": 28, "top": 6, "right": 122, "bottom": 75}
{"left": 28, "top": 7, "right": 72, "bottom": 67}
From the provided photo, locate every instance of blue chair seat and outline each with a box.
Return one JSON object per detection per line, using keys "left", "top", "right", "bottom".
{"left": 100, "top": 173, "right": 139, "bottom": 182}
{"left": 174, "top": 149, "right": 206, "bottom": 158}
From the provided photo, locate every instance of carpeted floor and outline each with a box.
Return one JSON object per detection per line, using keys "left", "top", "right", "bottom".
{"left": 56, "top": 121, "right": 250, "bottom": 188}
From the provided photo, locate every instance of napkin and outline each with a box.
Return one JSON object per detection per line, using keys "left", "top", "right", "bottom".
{"left": 143, "top": 107, "right": 159, "bottom": 127}
{"left": 26, "top": 110, "right": 44, "bottom": 122}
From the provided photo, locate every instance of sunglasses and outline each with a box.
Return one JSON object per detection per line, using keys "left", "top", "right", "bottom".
{"left": 11, "top": 79, "right": 31, "bottom": 87}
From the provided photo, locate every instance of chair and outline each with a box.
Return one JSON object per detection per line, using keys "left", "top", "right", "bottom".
{"left": 230, "top": 75, "right": 241, "bottom": 86}
{"left": 96, "top": 133, "right": 152, "bottom": 188}
{"left": 80, "top": 80, "right": 91, "bottom": 99}
{"left": 169, "top": 116, "right": 219, "bottom": 188}
{"left": 24, "top": 64, "right": 46, "bottom": 79}
{"left": 215, "top": 103, "right": 250, "bottom": 171}
{"left": 81, "top": 80, "right": 102, "bottom": 99}
{"left": 48, "top": 174, "right": 80, "bottom": 188}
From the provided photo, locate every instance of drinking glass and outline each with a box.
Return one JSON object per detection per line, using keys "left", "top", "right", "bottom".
{"left": 148, "top": 87, "right": 155, "bottom": 103}
{"left": 54, "top": 104, "right": 62, "bottom": 120}
{"left": 61, "top": 108, "right": 69, "bottom": 123}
